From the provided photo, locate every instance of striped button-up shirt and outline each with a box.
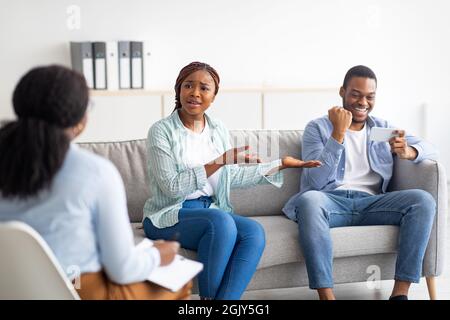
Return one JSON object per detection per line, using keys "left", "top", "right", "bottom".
{"left": 143, "top": 111, "right": 283, "bottom": 228}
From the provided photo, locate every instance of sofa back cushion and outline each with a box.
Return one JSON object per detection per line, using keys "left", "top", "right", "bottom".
{"left": 78, "top": 140, "right": 149, "bottom": 223}
{"left": 228, "top": 130, "right": 303, "bottom": 217}
{"left": 78, "top": 130, "right": 304, "bottom": 222}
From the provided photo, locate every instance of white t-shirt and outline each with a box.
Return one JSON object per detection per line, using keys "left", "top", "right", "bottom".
{"left": 184, "top": 121, "right": 223, "bottom": 200}
{"left": 336, "top": 125, "right": 382, "bottom": 195}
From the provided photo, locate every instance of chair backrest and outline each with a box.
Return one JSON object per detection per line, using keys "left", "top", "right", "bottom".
{"left": 0, "top": 221, "right": 80, "bottom": 300}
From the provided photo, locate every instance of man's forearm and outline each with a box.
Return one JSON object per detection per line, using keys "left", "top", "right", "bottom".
{"left": 331, "top": 130, "right": 345, "bottom": 144}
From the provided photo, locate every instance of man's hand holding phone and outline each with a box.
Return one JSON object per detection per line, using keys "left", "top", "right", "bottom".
{"left": 388, "top": 130, "right": 418, "bottom": 160}
{"left": 369, "top": 127, "right": 418, "bottom": 160}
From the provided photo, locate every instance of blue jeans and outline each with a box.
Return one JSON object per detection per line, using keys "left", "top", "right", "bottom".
{"left": 290, "top": 189, "right": 436, "bottom": 289}
{"left": 143, "top": 196, "right": 265, "bottom": 300}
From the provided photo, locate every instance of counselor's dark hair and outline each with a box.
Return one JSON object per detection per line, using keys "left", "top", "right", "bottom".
{"left": 0, "top": 65, "right": 89, "bottom": 198}
{"left": 173, "top": 62, "right": 220, "bottom": 112}
{"left": 343, "top": 65, "right": 377, "bottom": 89}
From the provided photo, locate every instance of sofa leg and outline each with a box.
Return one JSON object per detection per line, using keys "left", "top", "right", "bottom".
{"left": 426, "top": 276, "right": 437, "bottom": 300}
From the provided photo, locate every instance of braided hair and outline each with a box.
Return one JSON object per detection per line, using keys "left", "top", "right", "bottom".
{"left": 0, "top": 65, "right": 89, "bottom": 198}
{"left": 173, "top": 62, "right": 220, "bottom": 112}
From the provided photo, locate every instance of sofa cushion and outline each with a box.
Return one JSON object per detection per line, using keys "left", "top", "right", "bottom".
{"left": 131, "top": 216, "right": 399, "bottom": 270}
{"left": 254, "top": 216, "right": 399, "bottom": 269}
{"left": 229, "top": 130, "right": 304, "bottom": 217}
{"left": 79, "top": 140, "right": 149, "bottom": 223}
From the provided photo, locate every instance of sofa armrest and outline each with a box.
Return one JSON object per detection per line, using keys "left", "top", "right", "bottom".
{"left": 388, "top": 159, "right": 448, "bottom": 276}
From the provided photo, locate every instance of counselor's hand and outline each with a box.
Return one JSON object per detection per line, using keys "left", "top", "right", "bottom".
{"left": 153, "top": 240, "right": 180, "bottom": 266}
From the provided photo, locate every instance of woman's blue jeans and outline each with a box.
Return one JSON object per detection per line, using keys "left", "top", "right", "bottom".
{"left": 143, "top": 196, "right": 265, "bottom": 300}
{"left": 290, "top": 189, "right": 436, "bottom": 289}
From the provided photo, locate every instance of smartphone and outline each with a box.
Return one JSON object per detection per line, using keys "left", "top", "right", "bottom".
{"left": 369, "top": 127, "right": 399, "bottom": 142}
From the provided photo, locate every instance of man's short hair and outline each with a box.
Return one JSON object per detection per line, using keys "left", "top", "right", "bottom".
{"left": 343, "top": 65, "right": 377, "bottom": 89}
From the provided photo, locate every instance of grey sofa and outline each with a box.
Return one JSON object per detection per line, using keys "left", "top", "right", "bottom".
{"left": 79, "top": 130, "right": 448, "bottom": 298}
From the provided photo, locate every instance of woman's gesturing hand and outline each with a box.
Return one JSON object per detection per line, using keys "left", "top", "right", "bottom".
{"left": 280, "top": 156, "right": 322, "bottom": 170}
{"left": 219, "top": 146, "right": 261, "bottom": 165}
{"left": 263, "top": 156, "right": 321, "bottom": 176}
{"left": 205, "top": 146, "right": 260, "bottom": 177}
{"left": 205, "top": 148, "right": 321, "bottom": 177}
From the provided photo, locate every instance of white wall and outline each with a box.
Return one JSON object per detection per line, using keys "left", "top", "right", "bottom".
{"left": 1, "top": 0, "right": 450, "bottom": 173}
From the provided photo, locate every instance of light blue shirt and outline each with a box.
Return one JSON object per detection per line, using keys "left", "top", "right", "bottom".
{"left": 0, "top": 144, "right": 160, "bottom": 284}
{"left": 282, "top": 115, "right": 439, "bottom": 221}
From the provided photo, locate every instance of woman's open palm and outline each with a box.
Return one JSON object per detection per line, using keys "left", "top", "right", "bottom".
{"left": 282, "top": 156, "right": 321, "bottom": 169}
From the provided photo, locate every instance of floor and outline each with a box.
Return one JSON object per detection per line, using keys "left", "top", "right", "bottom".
{"left": 241, "top": 276, "right": 450, "bottom": 300}
{"left": 192, "top": 197, "right": 450, "bottom": 300}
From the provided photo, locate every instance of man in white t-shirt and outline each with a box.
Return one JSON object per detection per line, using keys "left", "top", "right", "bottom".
{"left": 283, "top": 65, "right": 438, "bottom": 300}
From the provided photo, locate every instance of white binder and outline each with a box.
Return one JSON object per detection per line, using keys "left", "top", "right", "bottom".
{"left": 106, "top": 41, "right": 119, "bottom": 90}
{"left": 82, "top": 59, "right": 94, "bottom": 89}
{"left": 131, "top": 41, "right": 143, "bottom": 89}
{"left": 118, "top": 41, "right": 131, "bottom": 89}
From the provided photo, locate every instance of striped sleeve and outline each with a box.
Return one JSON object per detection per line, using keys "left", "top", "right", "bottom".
{"left": 229, "top": 159, "right": 283, "bottom": 189}
{"left": 146, "top": 123, "right": 207, "bottom": 198}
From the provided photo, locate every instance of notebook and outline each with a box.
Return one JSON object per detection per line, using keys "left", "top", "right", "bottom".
{"left": 136, "top": 239, "right": 203, "bottom": 292}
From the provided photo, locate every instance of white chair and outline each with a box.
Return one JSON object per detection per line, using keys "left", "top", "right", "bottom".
{"left": 0, "top": 221, "right": 80, "bottom": 300}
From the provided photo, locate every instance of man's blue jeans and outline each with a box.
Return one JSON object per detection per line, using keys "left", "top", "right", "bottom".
{"left": 290, "top": 189, "right": 436, "bottom": 289}
{"left": 143, "top": 196, "right": 265, "bottom": 300}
